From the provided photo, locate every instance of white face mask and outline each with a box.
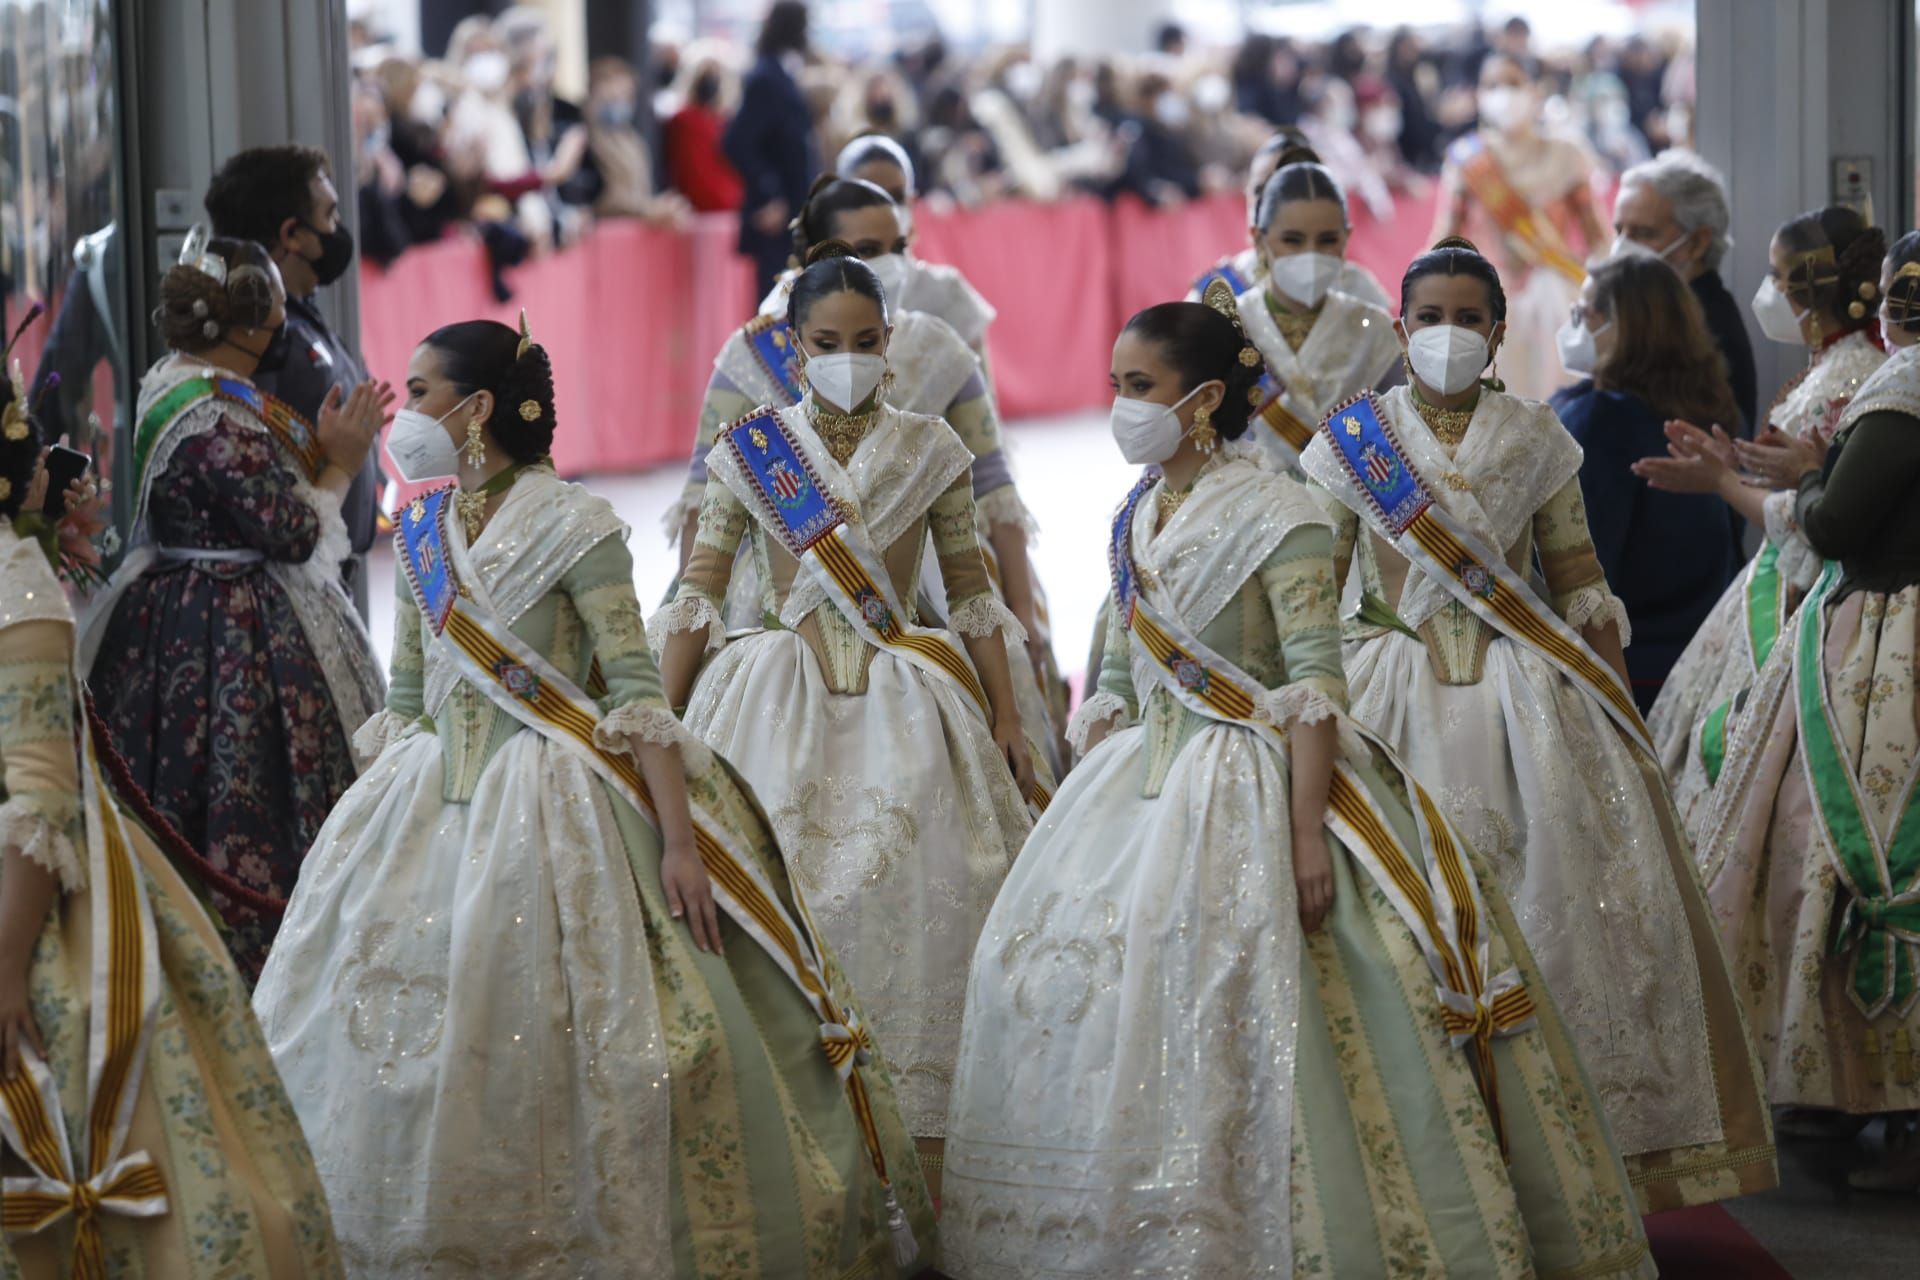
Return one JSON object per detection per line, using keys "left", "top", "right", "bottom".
{"left": 863, "top": 253, "right": 911, "bottom": 308}
{"left": 1750, "top": 276, "right": 1806, "bottom": 346}
{"left": 804, "top": 351, "right": 887, "bottom": 413}
{"left": 1267, "top": 251, "right": 1344, "bottom": 308}
{"left": 1555, "top": 315, "right": 1609, "bottom": 377}
{"left": 1610, "top": 232, "right": 1684, "bottom": 264}
{"left": 1110, "top": 383, "right": 1207, "bottom": 465}
{"left": 1477, "top": 86, "right": 1532, "bottom": 132}
{"left": 1404, "top": 324, "right": 1492, "bottom": 396}
{"left": 386, "top": 394, "right": 475, "bottom": 483}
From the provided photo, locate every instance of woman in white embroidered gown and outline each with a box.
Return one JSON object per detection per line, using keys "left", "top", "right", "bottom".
{"left": 659, "top": 246, "right": 1037, "bottom": 1194}
{"left": 1433, "top": 56, "right": 1606, "bottom": 401}
{"left": 1233, "top": 153, "right": 1401, "bottom": 472}
{"left": 943, "top": 297, "right": 1652, "bottom": 1280}
{"left": 1188, "top": 133, "right": 1393, "bottom": 312}
{"left": 1640, "top": 206, "right": 1889, "bottom": 838}
{"left": 1301, "top": 239, "right": 1774, "bottom": 1211}
{"left": 254, "top": 319, "right": 932, "bottom": 1277}
{"left": 1689, "top": 236, "right": 1920, "bottom": 1179}
{"left": 674, "top": 177, "right": 1063, "bottom": 774}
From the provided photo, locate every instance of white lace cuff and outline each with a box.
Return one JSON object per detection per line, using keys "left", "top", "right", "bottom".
{"left": 593, "top": 702, "right": 714, "bottom": 775}
{"left": 351, "top": 709, "right": 417, "bottom": 768}
{"left": 1761, "top": 488, "right": 1801, "bottom": 548}
{"left": 0, "top": 796, "right": 85, "bottom": 893}
{"left": 1066, "top": 691, "right": 1133, "bottom": 754}
{"left": 948, "top": 593, "right": 1027, "bottom": 644}
{"left": 647, "top": 595, "right": 726, "bottom": 662}
{"left": 1562, "top": 586, "right": 1633, "bottom": 647}
{"left": 1253, "top": 683, "right": 1370, "bottom": 762}
{"left": 975, "top": 485, "right": 1041, "bottom": 541}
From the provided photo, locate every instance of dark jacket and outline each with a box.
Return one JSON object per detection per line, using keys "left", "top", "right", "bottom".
{"left": 253, "top": 294, "right": 380, "bottom": 611}
{"left": 1552, "top": 381, "right": 1739, "bottom": 705}
{"left": 1691, "top": 270, "right": 1757, "bottom": 437}
{"left": 722, "top": 55, "right": 819, "bottom": 253}
{"left": 1797, "top": 405, "right": 1920, "bottom": 597}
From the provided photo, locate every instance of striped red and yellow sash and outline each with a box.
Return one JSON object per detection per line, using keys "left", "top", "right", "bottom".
{"left": 1, "top": 736, "right": 169, "bottom": 1277}
{"left": 1448, "top": 134, "right": 1587, "bottom": 285}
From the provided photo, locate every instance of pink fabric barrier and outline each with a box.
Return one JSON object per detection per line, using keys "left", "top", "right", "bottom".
{"left": 357, "top": 189, "right": 1441, "bottom": 475}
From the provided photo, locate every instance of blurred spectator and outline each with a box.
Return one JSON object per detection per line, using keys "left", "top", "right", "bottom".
{"left": 1155, "top": 23, "right": 1187, "bottom": 59}
{"left": 1231, "top": 35, "right": 1304, "bottom": 125}
{"left": 724, "top": 0, "right": 819, "bottom": 296}
{"left": 665, "top": 49, "right": 745, "bottom": 212}
{"left": 499, "top": 7, "right": 596, "bottom": 242}
{"left": 1111, "top": 68, "right": 1200, "bottom": 206}
{"left": 584, "top": 58, "right": 690, "bottom": 225}
{"left": 351, "top": 78, "right": 414, "bottom": 266}
{"left": 1385, "top": 28, "right": 1445, "bottom": 171}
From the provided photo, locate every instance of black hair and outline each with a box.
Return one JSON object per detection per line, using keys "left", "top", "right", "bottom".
{"left": 787, "top": 240, "right": 888, "bottom": 331}
{"left": 792, "top": 176, "right": 896, "bottom": 262}
{"left": 204, "top": 145, "right": 333, "bottom": 247}
{"left": 156, "top": 237, "right": 279, "bottom": 354}
{"left": 420, "top": 319, "right": 557, "bottom": 465}
{"left": 756, "top": 0, "right": 809, "bottom": 58}
{"left": 1885, "top": 230, "right": 1920, "bottom": 334}
{"left": 1255, "top": 159, "right": 1347, "bottom": 230}
{"left": 1399, "top": 237, "right": 1508, "bottom": 323}
{"left": 0, "top": 377, "right": 44, "bottom": 521}
{"left": 1775, "top": 205, "right": 1888, "bottom": 332}
{"left": 1121, "top": 301, "right": 1262, "bottom": 442}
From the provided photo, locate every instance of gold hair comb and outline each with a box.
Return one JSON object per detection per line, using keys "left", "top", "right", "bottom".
{"left": 516, "top": 308, "right": 533, "bottom": 360}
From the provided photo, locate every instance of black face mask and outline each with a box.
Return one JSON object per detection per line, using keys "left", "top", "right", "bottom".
{"left": 298, "top": 220, "right": 355, "bottom": 287}
{"left": 251, "top": 322, "right": 292, "bottom": 375}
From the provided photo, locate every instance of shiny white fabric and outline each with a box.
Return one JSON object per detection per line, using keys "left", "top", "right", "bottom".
{"left": 1236, "top": 285, "right": 1400, "bottom": 469}
{"left": 684, "top": 630, "right": 1028, "bottom": 1137}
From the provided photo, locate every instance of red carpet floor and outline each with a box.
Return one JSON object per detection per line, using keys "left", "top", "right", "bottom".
{"left": 1646, "top": 1205, "right": 1796, "bottom": 1279}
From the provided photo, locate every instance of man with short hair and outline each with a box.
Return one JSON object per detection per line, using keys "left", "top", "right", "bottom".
{"left": 205, "top": 144, "right": 381, "bottom": 615}
{"left": 1612, "top": 149, "right": 1758, "bottom": 435}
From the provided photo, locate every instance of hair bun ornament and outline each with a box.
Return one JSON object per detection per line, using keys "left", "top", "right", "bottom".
{"left": 516, "top": 308, "right": 534, "bottom": 360}
{"left": 518, "top": 398, "right": 542, "bottom": 422}
{"left": 1201, "top": 277, "right": 1238, "bottom": 320}
{"left": 177, "top": 222, "right": 228, "bottom": 284}
{"left": 3, "top": 362, "right": 28, "bottom": 442}
{"left": 1432, "top": 235, "right": 1481, "bottom": 255}
{"left": 191, "top": 299, "right": 209, "bottom": 318}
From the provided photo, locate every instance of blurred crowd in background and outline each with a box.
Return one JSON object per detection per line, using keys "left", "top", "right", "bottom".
{"left": 342, "top": 5, "right": 1694, "bottom": 275}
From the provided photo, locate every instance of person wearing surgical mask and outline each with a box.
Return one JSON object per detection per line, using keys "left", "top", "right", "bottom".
{"left": 1232, "top": 154, "right": 1399, "bottom": 471}
{"left": 1549, "top": 257, "right": 1741, "bottom": 714}
{"left": 1301, "top": 238, "right": 1777, "bottom": 1206}
{"left": 1632, "top": 205, "right": 1888, "bottom": 836}
{"left": 940, "top": 293, "right": 1655, "bottom": 1277}
{"left": 657, "top": 245, "right": 1042, "bottom": 1194}
{"left": 1612, "top": 151, "right": 1755, "bottom": 435}
{"left": 685, "top": 176, "right": 1063, "bottom": 772}
{"left": 255, "top": 312, "right": 937, "bottom": 1272}
{"left": 1431, "top": 54, "right": 1607, "bottom": 400}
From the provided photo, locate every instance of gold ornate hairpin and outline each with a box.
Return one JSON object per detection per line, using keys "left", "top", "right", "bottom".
{"left": 519, "top": 399, "right": 542, "bottom": 422}
{"left": 1201, "top": 278, "right": 1264, "bottom": 368}
{"left": 516, "top": 308, "right": 533, "bottom": 360}
{"left": 2, "top": 363, "right": 28, "bottom": 442}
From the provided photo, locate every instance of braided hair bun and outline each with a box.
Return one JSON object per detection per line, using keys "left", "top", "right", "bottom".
{"left": 1121, "top": 294, "right": 1263, "bottom": 442}
{"left": 420, "top": 317, "right": 558, "bottom": 464}
{"left": 1777, "top": 206, "right": 1888, "bottom": 330}
{"left": 155, "top": 237, "right": 277, "bottom": 353}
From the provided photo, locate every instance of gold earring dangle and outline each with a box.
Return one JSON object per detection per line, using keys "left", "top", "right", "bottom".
{"left": 1192, "top": 403, "right": 1218, "bottom": 454}
{"left": 464, "top": 411, "right": 487, "bottom": 467}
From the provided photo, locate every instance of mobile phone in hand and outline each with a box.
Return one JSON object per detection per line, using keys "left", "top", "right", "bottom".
{"left": 40, "top": 445, "right": 91, "bottom": 521}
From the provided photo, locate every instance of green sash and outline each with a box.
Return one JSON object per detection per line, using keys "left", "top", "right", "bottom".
{"left": 1702, "top": 542, "right": 1785, "bottom": 783}
{"left": 1796, "top": 564, "right": 1920, "bottom": 1017}
{"left": 132, "top": 376, "right": 323, "bottom": 509}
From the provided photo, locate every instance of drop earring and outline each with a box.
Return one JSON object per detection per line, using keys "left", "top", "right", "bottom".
{"left": 464, "top": 409, "right": 487, "bottom": 467}
{"left": 1191, "top": 403, "right": 1218, "bottom": 454}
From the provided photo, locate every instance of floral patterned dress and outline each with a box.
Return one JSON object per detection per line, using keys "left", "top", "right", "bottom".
{"left": 84, "top": 356, "right": 382, "bottom": 979}
{"left": 0, "top": 519, "right": 343, "bottom": 1279}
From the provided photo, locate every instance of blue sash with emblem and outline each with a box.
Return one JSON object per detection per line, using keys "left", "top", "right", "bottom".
{"left": 741, "top": 314, "right": 805, "bottom": 406}
{"left": 1317, "top": 393, "right": 1650, "bottom": 753}
{"left": 1104, "top": 470, "right": 1536, "bottom": 1151}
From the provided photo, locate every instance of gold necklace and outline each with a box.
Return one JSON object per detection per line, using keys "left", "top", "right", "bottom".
{"left": 1157, "top": 482, "right": 1194, "bottom": 523}
{"left": 1410, "top": 385, "right": 1476, "bottom": 447}
{"left": 1270, "top": 301, "right": 1323, "bottom": 352}
{"left": 808, "top": 399, "right": 880, "bottom": 465}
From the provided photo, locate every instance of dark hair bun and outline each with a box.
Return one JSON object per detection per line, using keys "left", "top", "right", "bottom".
{"left": 1121, "top": 301, "right": 1260, "bottom": 441}
{"left": 805, "top": 238, "right": 860, "bottom": 267}
{"left": 420, "top": 318, "right": 558, "bottom": 465}
{"left": 1274, "top": 142, "right": 1321, "bottom": 168}
{"left": 155, "top": 237, "right": 277, "bottom": 354}
{"left": 1778, "top": 206, "right": 1887, "bottom": 331}
{"left": 792, "top": 179, "right": 896, "bottom": 262}
{"left": 1400, "top": 237, "right": 1508, "bottom": 323}
{"left": 1432, "top": 234, "right": 1481, "bottom": 254}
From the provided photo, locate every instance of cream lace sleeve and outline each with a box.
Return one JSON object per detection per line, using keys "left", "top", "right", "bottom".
{"left": 1305, "top": 478, "right": 1361, "bottom": 592}
{"left": 1068, "top": 600, "right": 1138, "bottom": 754}
{"left": 568, "top": 533, "right": 713, "bottom": 773}
{"left": 654, "top": 479, "right": 751, "bottom": 656}
{"left": 945, "top": 373, "right": 1038, "bottom": 537}
{"left": 1255, "top": 525, "right": 1372, "bottom": 759}
{"left": 930, "top": 473, "right": 1025, "bottom": 641}
{"left": 0, "top": 619, "right": 84, "bottom": 892}
{"left": 1533, "top": 476, "right": 1631, "bottom": 642}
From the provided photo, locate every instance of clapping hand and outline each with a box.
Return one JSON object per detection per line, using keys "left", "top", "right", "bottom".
{"left": 1631, "top": 420, "right": 1736, "bottom": 494}
{"left": 317, "top": 381, "right": 398, "bottom": 473}
{"left": 1734, "top": 427, "right": 1825, "bottom": 490}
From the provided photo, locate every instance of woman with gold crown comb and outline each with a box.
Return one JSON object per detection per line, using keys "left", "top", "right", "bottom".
{"left": 1299, "top": 237, "right": 1775, "bottom": 1213}
{"left": 942, "top": 288, "right": 1653, "bottom": 1278}
{"left": 1686, "top": 232, "right": 1920, "bottom": 1183}
{"left": 254, "top": 310, "right": 934, "bottom": 1275}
